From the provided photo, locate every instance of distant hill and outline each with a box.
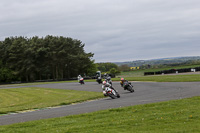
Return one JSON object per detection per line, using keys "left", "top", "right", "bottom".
{"left": 113, "top": 56, "right": 200, "bottom": 67}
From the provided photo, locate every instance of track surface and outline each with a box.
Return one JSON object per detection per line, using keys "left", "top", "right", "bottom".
{"left": 0, "top": 81, "right": 200, "bottom": 125}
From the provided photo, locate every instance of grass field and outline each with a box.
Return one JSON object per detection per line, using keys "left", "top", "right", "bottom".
{"left": 118, "top": 64, "right": 200, "bottom": 77}
{"left": 112, "top": 74, "right": 200, "bottom": 82}
{"left": 0, "top": 96, "right": 199, "bottom": 133}
{"left": 0, "top": 87, "right": 104, "bottom": 114}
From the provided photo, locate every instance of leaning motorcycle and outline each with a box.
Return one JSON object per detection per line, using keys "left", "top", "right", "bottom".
{"left": 105, "top": 86, "right": 120, "bottom": 99}
{"left": 123, "top": 81, "right": 134, "bottom": 92}
{"left": 79, "top": 78, "right": 84, "bottom": 85}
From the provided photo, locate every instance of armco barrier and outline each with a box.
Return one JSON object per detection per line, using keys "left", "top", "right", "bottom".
{"left": 155, "top": 71, "right": 163, "bottom": 75}
{"left": 177, "top": 68, "right": 191, "bottom": 73}
{"left": 165, "top": 69, "right": 177, "bottom": 74}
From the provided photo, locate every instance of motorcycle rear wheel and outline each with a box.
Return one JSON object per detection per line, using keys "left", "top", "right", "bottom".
{"left": 128, "top": 86, "right": 134, "bottom": 93}
{"left": 116, "top": 92, "right": 120, "bottom": 98}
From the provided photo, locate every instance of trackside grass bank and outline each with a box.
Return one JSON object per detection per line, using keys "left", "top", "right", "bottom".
{"left": 0, "top": 87, "right": 104, "bottom": 114}
{"left": 0, "top": 96, "right": 199, "bottom": 133}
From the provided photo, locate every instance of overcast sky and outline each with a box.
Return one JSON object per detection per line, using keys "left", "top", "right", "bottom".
{"left": 1, "top": 0, "right": 200, "bottom": 62}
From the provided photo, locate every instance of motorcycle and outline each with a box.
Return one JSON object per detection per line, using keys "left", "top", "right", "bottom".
{"left": 105, "top": 85, "right": 120, "bottom": 99}
{"left": 123, "top": 81, "right": 134, "bottom": 92}
{"left": 96, "top": 77, "right": 102, "bottom": 84}
{"left": 79, "top": 78, "right": 84, "bottom": 85}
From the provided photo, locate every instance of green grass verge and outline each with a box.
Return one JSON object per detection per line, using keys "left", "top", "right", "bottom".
{"left": 0, "top": 96, "right": 199, "bottom": 132}
{"left": 0, "top": 81, "right": 78, "bottom": 88}
{"left": 0, "top": 87, "right": 104, "bottom": 114}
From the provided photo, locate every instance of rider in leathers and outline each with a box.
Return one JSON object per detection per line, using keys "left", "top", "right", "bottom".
{"left": 120, "top": 78, "right": 132, "bottom": 89}
{"left": 102, "top": 81, "right": 115, "bottom": 96}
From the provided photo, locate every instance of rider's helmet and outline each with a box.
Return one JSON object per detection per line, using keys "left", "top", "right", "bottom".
{"left": 121, "top": 78, "right": 124, "bottom": 81}
{"left": 103, "top": 81, "right": 106, "bottom": 85}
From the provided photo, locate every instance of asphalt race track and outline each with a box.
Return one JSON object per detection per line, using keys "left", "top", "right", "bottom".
{"left": 0, "top": 81, "right": 200, "bottom": 125}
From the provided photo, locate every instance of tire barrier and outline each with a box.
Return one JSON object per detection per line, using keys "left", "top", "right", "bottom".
{"left": 194, "top": 67, "right": 200, "bottom": 71}
{"left": 144, "top": 67, "right": 200, "bottom": 76}
{"left": 144, "top": 72, "right": 155, "bottom": 75}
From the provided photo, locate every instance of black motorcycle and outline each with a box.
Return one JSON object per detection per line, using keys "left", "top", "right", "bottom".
{"left": 96, "top": 77, "right": 102, "bottom": 84}
{"left": 123, "top": 81, "right": 134, "bottom": 93}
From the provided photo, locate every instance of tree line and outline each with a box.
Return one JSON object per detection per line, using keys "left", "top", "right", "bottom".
{"left": 96, "top": 63, "right": 121, "bottom": 75}
{"left": 0, "top": 35, "right": 96, "bottom": 83}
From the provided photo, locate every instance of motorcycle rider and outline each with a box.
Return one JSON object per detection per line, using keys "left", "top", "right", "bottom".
{"left": 104, "top": 73, "right": 112, "bottom": 85}
{"left": 120, "top": 78, "right": 126, "bottom": 87}
{"left": 103, "top": 73, "right": 108, "bottom": 79}
{"left": 96, "top": 72, "right": 102, "bottom": 84}
{"left": 120, "top": 78, "right": 132, "bottom": 89}
{"left": 77, "top": 75, "right": 82, "bottom": 82}
{"left": 102, "top": 80, "right": 115, "bottom": 96}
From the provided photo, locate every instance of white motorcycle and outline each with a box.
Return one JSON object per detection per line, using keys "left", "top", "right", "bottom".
{"left": 105, "top": 85, "right": 120, "bottom": 99}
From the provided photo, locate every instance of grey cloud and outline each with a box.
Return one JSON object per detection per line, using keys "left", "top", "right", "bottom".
{"left": 1, "top": 0, "right": 200, "bottom": 62}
